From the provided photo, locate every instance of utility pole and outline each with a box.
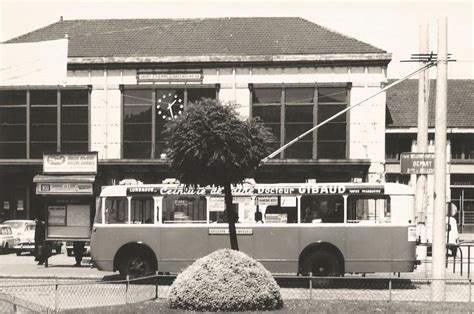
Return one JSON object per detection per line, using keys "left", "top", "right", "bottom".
{"left": 416, "top": 23, "right": 429, "bottom": 274}
{"left": 432, "top": 17, "right": 448, "bottom": 302}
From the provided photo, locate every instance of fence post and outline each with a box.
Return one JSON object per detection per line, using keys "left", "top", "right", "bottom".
{"left": 389, "top": 278, "right": 392, "bottom": 302}
{"left": 309, "top": 272, "right": 312, "bottom": 300}
{"left": 12, "top": 296, "right": 17, "bottom": 313}
{"left": 54, "top": 276, "right": 59, "bottom": 312}
{"left": 155, "top": 271, "right": 159, "bottom": 299}
{"left": 469, "top": 246, "right": 471, "bottom": 279}
{"left": 469, "top": 279, "right": 472, "bottom": 303}
{"left": 126, "top": 275, "right": 130, "bottom": 304}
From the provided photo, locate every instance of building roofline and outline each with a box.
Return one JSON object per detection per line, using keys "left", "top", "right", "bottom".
{"left": 68, "top": 53, "right": 392, "bottom": 65}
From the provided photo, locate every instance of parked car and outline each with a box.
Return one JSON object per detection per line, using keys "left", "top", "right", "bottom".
{"left": 66, "top": 241, "right": 90, "bottom": 257}
{"left": 0, "top": 224, "right": 15, "bottom": 253}
{"left": 3, "top": 220, "right": 63, "bottom": 256}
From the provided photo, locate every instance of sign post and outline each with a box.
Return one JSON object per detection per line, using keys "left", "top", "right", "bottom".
{"left": 400, "top": 152, "right": 434, "bottom": 175}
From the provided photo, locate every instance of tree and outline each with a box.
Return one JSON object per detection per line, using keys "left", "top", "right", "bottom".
{"left": 164, "top": 98, "right": 274, "bottom": 250}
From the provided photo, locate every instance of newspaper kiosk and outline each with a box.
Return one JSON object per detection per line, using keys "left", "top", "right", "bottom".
{"left": 33, "top": 152, "right": 98, "bottom": 265}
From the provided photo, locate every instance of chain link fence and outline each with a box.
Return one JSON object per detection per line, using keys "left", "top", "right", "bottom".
{"left": 0, "top": 274, "right": 473, "bottom": 312}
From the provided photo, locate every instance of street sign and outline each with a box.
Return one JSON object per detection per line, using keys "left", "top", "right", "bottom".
{"left": 400, "top": 152, "right": 434, "bottom": 174}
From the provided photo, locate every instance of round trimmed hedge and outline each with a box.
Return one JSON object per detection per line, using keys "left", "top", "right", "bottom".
{"left": 167, "top": 249, "right": 283, "bottom": 312}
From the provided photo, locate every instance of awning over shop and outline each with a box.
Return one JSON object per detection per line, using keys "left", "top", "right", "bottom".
{"left": 33, "top": 175, "right": 96, "bottom": 195}
{"left": 33, "top": 175, "right": 96, "bottom": 183}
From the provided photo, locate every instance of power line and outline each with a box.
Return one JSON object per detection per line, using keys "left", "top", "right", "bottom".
{"left": 260, "top": 62, "right": 436, "bottom": 164}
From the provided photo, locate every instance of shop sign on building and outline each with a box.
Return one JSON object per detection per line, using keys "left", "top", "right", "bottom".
{"left": 137, "top": 70, "right": 203, "bottom": 83}
{"left": 400, "top": 153, "right": 434, "bottom": 174}
{"left": 43, "top": 152, "right": 98, "bottom": 174}
{"left": 37, "top": 183, "right": 93, "bottom": 195}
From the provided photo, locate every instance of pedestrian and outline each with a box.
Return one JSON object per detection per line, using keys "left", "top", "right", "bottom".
{"left": 73, "top": 241, "right": 86, "bottom": 267}
{"left": 34, "top": 219, "right": 46, "bottom": 265}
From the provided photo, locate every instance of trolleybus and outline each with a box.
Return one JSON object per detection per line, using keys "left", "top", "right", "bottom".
{"left": 90, "top": 181, "right": 418, "bottom": 278}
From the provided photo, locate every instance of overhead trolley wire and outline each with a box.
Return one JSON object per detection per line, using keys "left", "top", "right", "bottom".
{"left": 260, "top": 61, "right": 437, "bottom": 164}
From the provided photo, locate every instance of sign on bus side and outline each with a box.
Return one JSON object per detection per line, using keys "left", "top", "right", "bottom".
{"left": 400, "top": 152, "right": 434, "bottom": 174}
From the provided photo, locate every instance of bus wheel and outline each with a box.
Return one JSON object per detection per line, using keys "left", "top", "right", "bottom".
{"left": 120, "top": 254, "right": 152, "bottom": 279}
{"left": 302, "top": 250, "right": 342, "bottom": 287}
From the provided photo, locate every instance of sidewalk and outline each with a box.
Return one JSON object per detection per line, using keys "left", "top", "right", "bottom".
{"left": 0, "top": 253, "right": 115, "bottom": 280}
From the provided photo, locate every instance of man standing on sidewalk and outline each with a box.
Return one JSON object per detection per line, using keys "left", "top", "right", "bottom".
{"left": 73, "top": 241, "right": 85, "bottom": 267}
{"left": 34, "top": 219, "right": 46, "bottom": 265}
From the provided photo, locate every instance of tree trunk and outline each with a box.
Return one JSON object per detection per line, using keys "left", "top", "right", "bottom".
{"left": 223, "top": 181, "right": 239, "bottom": 251}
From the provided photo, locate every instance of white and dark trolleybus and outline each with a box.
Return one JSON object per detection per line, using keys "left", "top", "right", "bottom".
{"left": 91, "top": 181, "right": 417, "bottom": 278}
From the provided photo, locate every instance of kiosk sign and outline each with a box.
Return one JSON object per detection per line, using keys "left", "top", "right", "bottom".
{"left": 400, "top": 152, "right": 434, "bottom": 174}
{"left": 43, "top": 153, "right": 98, "bottom": 174}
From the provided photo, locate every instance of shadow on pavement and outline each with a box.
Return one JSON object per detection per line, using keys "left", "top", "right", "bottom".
{"left": 98, "top": 274, "right": 414, "bottom": 290}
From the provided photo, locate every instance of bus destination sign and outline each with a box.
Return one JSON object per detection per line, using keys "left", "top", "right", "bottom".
{"left": 127, "top": 184, "right": 385, "bottom": 196}
{"left": 400, "top": 152, "right": 434, "bottom": 174}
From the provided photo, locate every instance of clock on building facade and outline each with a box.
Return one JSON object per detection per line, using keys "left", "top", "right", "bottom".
{"left": 156, "top": 92, "right": 184, "bottom": 120}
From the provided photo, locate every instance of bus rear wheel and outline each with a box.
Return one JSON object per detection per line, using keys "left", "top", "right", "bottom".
{"left": 302, "top": 250, "right": 342, "bottom": 287}
{"left": 119, "top": 254, "right": 153, "bottom": 279}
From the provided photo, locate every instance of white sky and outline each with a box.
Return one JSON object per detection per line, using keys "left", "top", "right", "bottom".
{"left": 0, "top": 0, "right": 472, "bottom": 79}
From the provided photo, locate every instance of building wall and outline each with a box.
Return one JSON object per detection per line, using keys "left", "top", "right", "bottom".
{"left": 66, "top": 65, "right": 387, "bottom": 182}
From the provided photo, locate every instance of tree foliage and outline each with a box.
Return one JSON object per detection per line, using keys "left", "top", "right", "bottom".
{"left": 164, "top": 98, "right": 274, "bottom": 187}
{"left": 164, "top": 98, "right": 274, "bottom": 250}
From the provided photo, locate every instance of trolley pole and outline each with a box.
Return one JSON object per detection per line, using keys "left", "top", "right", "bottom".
{"left": 432, "top": 17, "right": 448, "bottom": 302}
{"left": 416, "top": 22, "right": 430, "bottom": 274}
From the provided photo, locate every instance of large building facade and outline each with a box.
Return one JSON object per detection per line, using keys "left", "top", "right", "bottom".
{"left": 1, "top": 17, "right": 471, "bottom": 230}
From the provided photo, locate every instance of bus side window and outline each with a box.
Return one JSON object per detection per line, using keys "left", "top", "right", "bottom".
{"left": 94, "top": 197, "right": 102, "bottom": 224}
{"left": 347, "top": 196, "right": 389, "bottom": 223}
{"left": 131, "top": 197, "right": 154, "bottom": 224}
{"left": 162, "top": 195, "right": 207, "bottom": 223}
{"left": 104, "top": 197, "right": 128, "bottom": 224}
{"left": 264, "top": 205, "right": 297, "bottom": 223}
{"left": 301, "top": 195, "right": 344, "bottom": 223}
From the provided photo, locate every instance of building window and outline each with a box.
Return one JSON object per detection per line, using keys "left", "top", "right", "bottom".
{"left": 30, "top": 90, "right": 58, "bottom": 158}
{"left": 317, "top": 88, "right": 347, "bottom": 159}
{"left": 385, "top": 173, "right": 410, "bottom": 185}
{"left": 0, "top": 90, "right": 27, "bottom": 159}
{"left": 285, "top": 88, "right": 314, "bottom": 158}
{"left": 123, "top": 90, "right": 153, "bottom": 159}
{"left": 0, "top": 88, "right": 90, "bottom": 159}
{"left": 251, "top": 88, "right": 282, "bottom": 156}
{"left": 61, "top": 90, "right": 89, "bottom": 153}
{"left": 122, "top": 86, "right": 218, "bottom": 159}
{"left": 251, "top": 85, "right": 348, "bottom": 159}
{"left": 450, "top": 134, "right": 474, "bottom": 160}
{"left": 385, "top": 134, "right": 413, "bottom": 160}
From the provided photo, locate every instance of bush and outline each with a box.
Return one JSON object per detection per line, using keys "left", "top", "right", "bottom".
{"left": 168, "top": 249, "right": 283, "bottom": 312}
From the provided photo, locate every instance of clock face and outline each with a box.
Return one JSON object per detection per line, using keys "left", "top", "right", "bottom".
{"left": 156, "top": 92, "right": 184, "bottom": 121}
